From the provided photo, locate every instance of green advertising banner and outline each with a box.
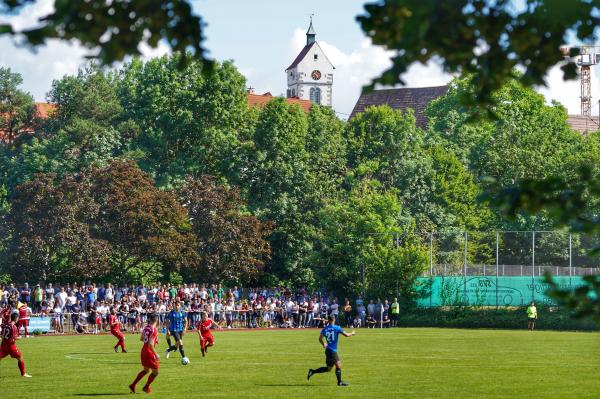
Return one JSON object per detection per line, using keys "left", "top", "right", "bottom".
{"left": 415, "top": 276, "right": 587, "bottom": 307}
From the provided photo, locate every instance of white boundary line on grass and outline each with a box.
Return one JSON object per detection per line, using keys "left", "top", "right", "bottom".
{"left": 64, "top": 353, "right": 133, "bottom": 363}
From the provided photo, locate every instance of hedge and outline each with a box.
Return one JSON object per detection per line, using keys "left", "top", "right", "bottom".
{"left": 397, "top": 307, "right": 598, "bottom": 331}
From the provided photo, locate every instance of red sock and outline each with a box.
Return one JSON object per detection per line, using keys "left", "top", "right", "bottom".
{"left": 131, "top": 370, "right": 148, "bottom": 387}
{"left": 143, "top": 373, "right": 156, "bottom": 389}
{"left": 18, "top": 360, "right": 25, "bottom": 375}
{"left": 120, "top": 340, "right": 126, "bottom": 351}
{"left": 24, "top": 326, "right": 28, "bottom": 336}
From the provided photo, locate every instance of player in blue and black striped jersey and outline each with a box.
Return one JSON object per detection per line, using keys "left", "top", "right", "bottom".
{"left": 164, "top": 301, "right": 188, "bottom": 361}
{"left": 307, "top": 315, "right": 355, "bottom": 386}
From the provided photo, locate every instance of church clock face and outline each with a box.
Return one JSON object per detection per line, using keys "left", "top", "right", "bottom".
{"left": 311, "top": 70, "right": 322, "bottom": 80}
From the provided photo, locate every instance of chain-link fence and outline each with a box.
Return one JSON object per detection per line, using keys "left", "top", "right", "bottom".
{"left": 422, "top": 231, "right": 599, "bottom": 277}
{"left": 415, "top": 231, "right": 598, "bottom": 307}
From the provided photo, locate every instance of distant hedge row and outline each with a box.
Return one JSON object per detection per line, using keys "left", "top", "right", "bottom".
{"left": 397, "top": 307, "right": 598, "bottom": 331}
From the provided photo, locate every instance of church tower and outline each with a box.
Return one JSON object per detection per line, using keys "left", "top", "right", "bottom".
{"left": 286, "top": 19, "right": 334, "bottom": 107}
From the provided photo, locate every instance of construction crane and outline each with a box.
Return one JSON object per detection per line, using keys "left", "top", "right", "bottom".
{"left": 560, "top": 45, "right": 600, "bottom": 116}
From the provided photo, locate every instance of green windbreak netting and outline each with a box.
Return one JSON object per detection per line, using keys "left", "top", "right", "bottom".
{"left": 415, "top": 276, "right": 588, "bottom": 307}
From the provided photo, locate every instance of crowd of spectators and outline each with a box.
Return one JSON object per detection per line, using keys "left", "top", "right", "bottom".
{"left": 0, "top": 282, "right": 401, "bottom": 334}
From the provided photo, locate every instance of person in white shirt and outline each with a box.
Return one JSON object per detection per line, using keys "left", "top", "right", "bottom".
{"left": 105, "top": 284, "right": 114, "bottom": 304}
{"left": 45, "top": 283, "right": 55, "bottom": 303}
{"left": 52, "top": 303, "right": 64, "bottom": 333}
{"left": 55, "top": 287, "right": 68, "bottom": 311}
{"left": 312, "top": 301, "right": 320, "bottom": 327}
{"left": 330, "top": 299, "right": 339, "bottom": 324}
{"left": 285, "top": 299, "right": 294, "bottom": 320}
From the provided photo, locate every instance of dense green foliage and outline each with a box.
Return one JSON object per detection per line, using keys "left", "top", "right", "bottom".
{"left": 1, "top": 330, "right": 598, "bottom": 398}
{"left": 0, "top": 57, "right": 596, "bottom": 303}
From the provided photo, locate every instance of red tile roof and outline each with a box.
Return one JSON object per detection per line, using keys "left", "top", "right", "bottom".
{"left": 0, "top": 102, "right": 55, "bottom": 143}
{"left": 2, "top": 96, "right": 312, "bottom": 143}
{"left": 248, "top": 92, "right": 311, "bottom": 113}
{"left": 35, "top": 102, "right": 55, "bottom": 118}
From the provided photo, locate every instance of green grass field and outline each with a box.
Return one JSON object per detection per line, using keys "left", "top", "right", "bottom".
{"left": 1, "top": 328, "right": 598, "bottom": 398}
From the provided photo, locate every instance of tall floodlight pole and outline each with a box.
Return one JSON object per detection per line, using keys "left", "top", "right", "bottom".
{"left": 581, "top": 62, "right": 592, "bottom": 116}
{"left": 560, "top": 45, "right": 600, "bottom": 116}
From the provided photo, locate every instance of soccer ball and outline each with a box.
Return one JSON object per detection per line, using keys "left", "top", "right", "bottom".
{"left": 181, "top": 357, "right": 190, "bottom": 365}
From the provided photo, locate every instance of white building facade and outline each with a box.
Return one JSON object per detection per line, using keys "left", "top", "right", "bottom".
{"left": 286, "top": 20, "right": 334, "bottom": 107}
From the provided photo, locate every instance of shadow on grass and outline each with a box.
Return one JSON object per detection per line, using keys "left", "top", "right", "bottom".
{"left": 72, "top": 394, "right": 128, "bottom": 397}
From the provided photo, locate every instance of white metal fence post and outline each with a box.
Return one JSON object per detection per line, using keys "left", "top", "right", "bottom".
{"left": 464, "top": 231, "right": 468, "bottom": 304}
{"left": 430, "top": 232, "right": 433, "bottom": 308}
{"left": 496, "top": 231, "right": 499, "bottom": 308}
{"left": 569, "top": 233, "right": 573, "bottom": 284}
{"left": 532, "top": 231, "right": 536, "bottom": 301}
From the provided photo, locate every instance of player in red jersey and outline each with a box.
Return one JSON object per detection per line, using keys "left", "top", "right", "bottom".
{"left": 17, "top": 303, "right": 30, "bottom": 338}
{"left": 0, "top": 312, "right": 32, "bottom": 377}
{"left": 108, "top": 307, "right": 126, "bottom": 353}
{"left": 129, "top": 313, "right": 159, "bottom": 394}
{"left": 1, "top": 302, "right": 13, "bottom": 326}
{"left": 196, "top": 311, "right": 221, "bottom": 357}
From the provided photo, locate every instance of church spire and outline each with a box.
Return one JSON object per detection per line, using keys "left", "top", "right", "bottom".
{"left": 306, "top": 15, "right": 316, "bottom": 46}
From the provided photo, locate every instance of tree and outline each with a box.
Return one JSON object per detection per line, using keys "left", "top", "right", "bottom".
{"left": 490, "top": 166, "right": 600, "bottom": 323}
{"left": 118, "top": 55, "right": 248, "bottom": 187}
{"left": 2, "top": 65, "right": 129, "bottom": 189}
{"left": 316, "top": 180, "right": 428, "bottom": 298}
{"left": 427, "top": 76, "right": 587, "bottom": 233}
{"left": 305, "top": 105, "right": 347, "bottom": 202}
{"left": 244, "top": 99, "right": 315, "bottom": 283}
{"left": 345, "top": 105, "right": 423, "bottom": 189}
{"left": 0, "top": 0, "right": 210, "bottom": 68}
{"left": 179, "top": 176, "right": 272, "bottom": 284}
{"left": 357, "top": 0, "right": 597, "bottom": 111}
{"left": 0, "top": 67, "right": 37, "bottom": 146}
{"left": 3, "top": 172, "right": 111, "bottom": 282}
{"left": 89, "top": 161, "right": 198, "bottom": 282}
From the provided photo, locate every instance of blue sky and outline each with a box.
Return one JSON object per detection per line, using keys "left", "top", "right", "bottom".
{"left": 0, "top": 0, "right": 597, "bottom": 116}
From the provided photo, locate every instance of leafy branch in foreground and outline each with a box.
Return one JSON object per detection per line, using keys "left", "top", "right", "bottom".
{"left": 0, "top": 0, "right": 211, "bottom": 69}
{"left": 358, "top": 0, "right": 597, "bottom": 113}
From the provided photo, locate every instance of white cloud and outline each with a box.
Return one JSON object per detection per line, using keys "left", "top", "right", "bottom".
{"left": 0, "top": 1, "right": 172, "bottom": 102}
{"left": 288, "top": 28, "right": 453, "bottom": 117}
{"left": 0, "top": 0, "right": 53, "bottom": 30}
{"left": 537, "top": 63, "right": 600, "bottom": 116}
{"left": 0, "top": 37, "right": 88, "bottom": 101}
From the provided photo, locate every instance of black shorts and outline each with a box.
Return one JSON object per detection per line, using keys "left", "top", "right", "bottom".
{"left": 528, "top": 317, "right": 536, "bottom": 322}
{"left": 170, "top": 330, "right": 183, "bottom": 341}
{"left": 325, "top": 349, "right": 340, "bottom": 367}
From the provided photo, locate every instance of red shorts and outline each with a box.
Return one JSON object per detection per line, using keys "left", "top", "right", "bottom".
{"left": 17, "top": 320, "right": 28, "bottom": 328}
{"left": 0, "top": 344, "right": 21, "bottom": 359}
{"left": 111, "top": 330, "right": 124, "bottom": 340}
{"left": 200, "top": 334, "right": 214, "bottom": 346}
{"left": 141, "top": 350, "right": 159, "bottom": 370}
